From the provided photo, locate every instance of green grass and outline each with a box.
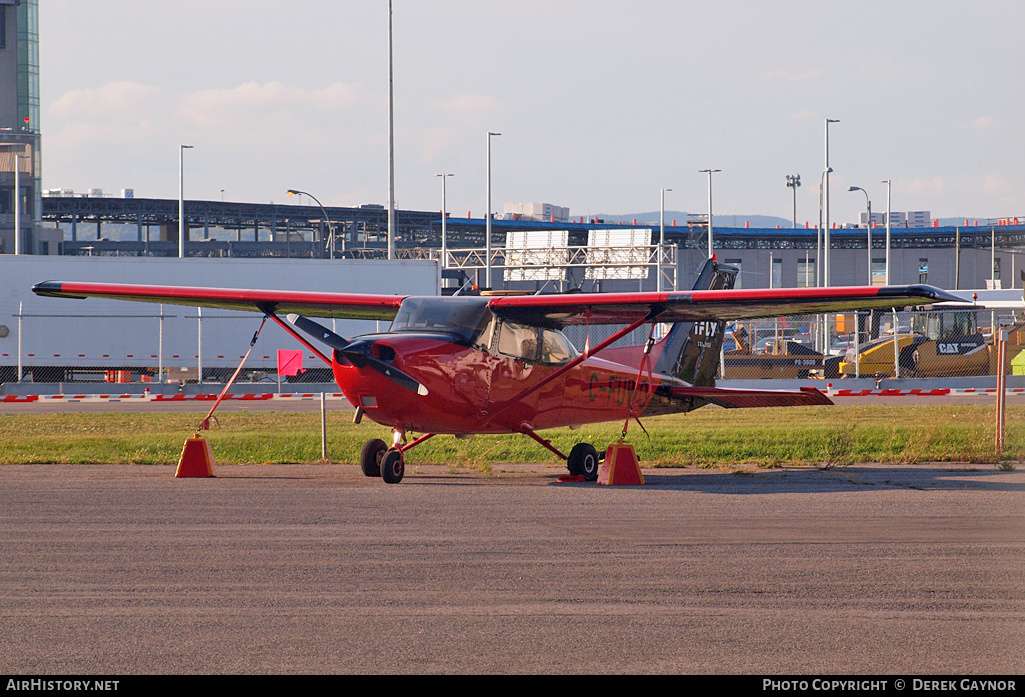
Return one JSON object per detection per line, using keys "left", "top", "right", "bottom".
{"left": 0, "top": 405, "right": 1020, "bottom": 468}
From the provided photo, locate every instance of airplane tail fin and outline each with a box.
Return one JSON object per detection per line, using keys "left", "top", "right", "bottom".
{"left": 652, "top": 258, "right": 737, "bottom": 386}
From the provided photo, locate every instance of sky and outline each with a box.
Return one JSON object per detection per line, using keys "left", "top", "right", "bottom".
{"left": 38, "top": 1, "right": 1025, "bottom": 226}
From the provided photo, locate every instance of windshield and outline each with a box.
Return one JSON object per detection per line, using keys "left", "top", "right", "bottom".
{"left": 911, "top": 311, "right": 976, "bottom": 341}
{"left": 390, "top": 297, "right": 493, "bottom": 344}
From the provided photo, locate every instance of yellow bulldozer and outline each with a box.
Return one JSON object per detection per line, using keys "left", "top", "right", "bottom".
{"left": 838, "top": 309, "right": 1023, "bottom": 378}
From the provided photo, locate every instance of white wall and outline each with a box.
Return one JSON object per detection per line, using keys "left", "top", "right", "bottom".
{"left": 0, "top": 256, "right": 439, "bottom": 372}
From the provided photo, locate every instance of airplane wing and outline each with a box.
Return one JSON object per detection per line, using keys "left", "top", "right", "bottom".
{"left": 488, "top": 284, "right": 965, "bottom": 326}
{"left": 31, "top": 281, "right": 405, "bottom": 320}
{"left": 32, "top": 281, "right": 964, "bottom": 326}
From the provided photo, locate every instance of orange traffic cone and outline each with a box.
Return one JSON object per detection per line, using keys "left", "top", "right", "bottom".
{"left": 175, "top": 437, "right": 215, "bottom": 478}
{"left": 598, "top": 443, "right": 644, "bottom": 485}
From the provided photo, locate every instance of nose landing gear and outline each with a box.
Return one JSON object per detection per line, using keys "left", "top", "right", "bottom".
{"left": 381, "top": 448, "right": 405, "bottom": 483}
{"left": 359, "top": 438, "right": 386, "bottom": 477}
{"left": 359, "top": 430, "right": 435, "bottom": 484}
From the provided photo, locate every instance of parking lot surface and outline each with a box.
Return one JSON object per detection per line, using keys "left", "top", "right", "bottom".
{"left": 1, "top": 462, "right": 1022, "bottom": 674}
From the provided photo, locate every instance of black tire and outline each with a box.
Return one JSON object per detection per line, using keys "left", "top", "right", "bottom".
{"left": 567, "top": 443, "right": 600, "bottom": 481}
{"left": 360, "top": 438, "right": 386, "bottom": 477}
{"left": 381, "top": 448, "right": 405, "bottom": 484}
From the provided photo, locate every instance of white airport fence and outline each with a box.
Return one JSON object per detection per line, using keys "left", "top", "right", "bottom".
{"left": 1, "top": 307, "right": 384, "bottom": 389}
{"left": 2, "top": 307, "right": 1022, "bottom": 392}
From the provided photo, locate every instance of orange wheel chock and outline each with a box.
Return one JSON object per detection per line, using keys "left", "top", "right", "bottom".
{"left": 598, "top": 442, "right": 644, "bottom": 486}
{"left": 175, "top": 437, "right": 216, "bottom": 478}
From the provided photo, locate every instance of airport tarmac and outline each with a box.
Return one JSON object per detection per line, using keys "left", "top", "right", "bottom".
{"left": 1, "top": 462, "right": 1022, "bottom": 675}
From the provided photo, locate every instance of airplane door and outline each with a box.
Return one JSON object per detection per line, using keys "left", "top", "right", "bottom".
{"left": 486, "top": 320, "right": 541, "bottom": 421}
{"left": 454, "top": 348, "right": 493, "bottom": 414}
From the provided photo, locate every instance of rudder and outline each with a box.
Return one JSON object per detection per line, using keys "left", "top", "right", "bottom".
{"left": 652, "top": 258, "right": 737, "bottom": 386}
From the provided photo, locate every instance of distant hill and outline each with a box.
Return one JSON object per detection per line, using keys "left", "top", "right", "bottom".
{"left": 594, "top": 211, "right": 793, "bottom": 228}
{"left": 598, "top": 212, "right": 1006, "bottom": 229}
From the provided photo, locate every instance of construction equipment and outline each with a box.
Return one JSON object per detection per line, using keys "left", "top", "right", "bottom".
{"left": 839, "top": 309, "right": 999, "bottom": 378}
{"left": 723, "top": 325, "right": 822, "bottom": 379}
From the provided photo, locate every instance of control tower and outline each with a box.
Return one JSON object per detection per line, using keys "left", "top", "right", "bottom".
{"left": 0, "top": 0, "right": 41, "bottom": 254}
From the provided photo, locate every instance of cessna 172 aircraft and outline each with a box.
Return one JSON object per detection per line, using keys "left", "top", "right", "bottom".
{"left": 33, "top": 259, "right": 960, "bottom": 483}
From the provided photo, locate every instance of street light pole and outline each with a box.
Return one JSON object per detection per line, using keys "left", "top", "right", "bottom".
{"left": 785, "top": 174, "right": 801, "bottom": 229}
{"left": 13, "top": 154, "right": 21, "bottom": 255}
{"left": 849, "top": 186, "right": 872, "bottom": 285}
{"left": 699, "top": 169, "right": 720, "bottom": 259}
{"left": 179, "top": 144, "right": 193, "bottom": 259}
{"left": 881, "top": 179, "right": 892, "bottom": 284}
{"left": 486, "top": 132, "right": 501, "bottom": 288}
{"left": 824, "top": 118, "right": 839, "bottom": 286}
{"left": 387, "top": 0, "right": 395, "bottom": 261}
{"left": 659, "top": 187, "right": 672, "bottom": 246}
{"left": 817, "top": 169, "right": 830, "bottom": 287}
{"left": 435, "top": 173, "right": 453, "bottom": 269}
{"left": 287, "top": 189, "right": 336, "bottom": 259}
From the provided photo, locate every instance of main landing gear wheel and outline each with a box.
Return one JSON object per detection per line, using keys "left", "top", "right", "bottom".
{"left": 360, "top": 438, "right": 387, "bottom": 478}
{"left": 567, "top": 443, "right": 600, "bottom": 481}
{"left": 381, "top": 448, "right": 405, "bottom": 484}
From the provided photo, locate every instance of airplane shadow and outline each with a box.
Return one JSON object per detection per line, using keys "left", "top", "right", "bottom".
{"left": 624, "top": 465, "right": 1025, "bottom": 494}
{"left": 209, "top": 463, "right": 1024, "bottom": 495}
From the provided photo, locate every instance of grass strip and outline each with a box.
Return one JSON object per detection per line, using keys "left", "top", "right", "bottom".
{"left": 1, "top": 405, "right": 1020, "bottom": 468}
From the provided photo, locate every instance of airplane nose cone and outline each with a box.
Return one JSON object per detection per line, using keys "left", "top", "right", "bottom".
{"left": 339, "top": 339, "right": 372, "bottom": 367}
{"left": 339, "top": 339, "right": 427, "bottom": 396}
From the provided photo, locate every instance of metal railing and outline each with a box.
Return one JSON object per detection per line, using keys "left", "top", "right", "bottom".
{"left": 443, "top": 243, "right": 678, "bottom": 290}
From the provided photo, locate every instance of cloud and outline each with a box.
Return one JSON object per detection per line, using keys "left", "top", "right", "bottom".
{"left": 174, "top": 81, "right": 372, "bottom": 131}
{"left": 433, "top": 93, "right": 504, "bottom": 122}
{"left": 983, "top": 173, "right": 1011, "bottom": 196}
{"left": 415, "top": 126, "right": 461, "bottom": 165}
{"left": 50, "top": 81, "right": 167, "bottom": 122}
{"left": 899, "top": 176, "right": 944, "bottom": 198}
{"left": 789, "top": 110, "right": 820, "bottom": 120}
{"left": 43, "top": 80, "right": 382, "bottom": 196}
{"left": 762, "top": 69, "right": 823, "bottom": 83}
{"left": 46, "top": 82, "right": 172, "bottom": 153}
{"left": 973, "top": 116, "right": 996, "bottom": 128}
{"left": 863, "top": 58, "right": 897, "bottom": 77}
{"left": 47, "top": 80, "right": 374, "bottom": 140}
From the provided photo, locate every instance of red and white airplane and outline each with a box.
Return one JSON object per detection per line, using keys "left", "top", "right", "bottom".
{"left": 33, "top": 259, "right": 960, "bottom": 483}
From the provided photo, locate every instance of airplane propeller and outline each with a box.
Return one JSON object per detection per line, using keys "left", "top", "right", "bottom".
{"left": 285, "top": 314, "right": 350, "bottom": 351}
{"left": 339, "top": 340, "right": 429, "bottom": 396}
{"left": 285, "top": 314, "right": 428, "bottom": 396}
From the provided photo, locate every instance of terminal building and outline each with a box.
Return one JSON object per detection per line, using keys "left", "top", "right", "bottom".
{"left": 0, "top": 0, "right": 48, "bottom": 255}
{"left": 20, "top": 193, "right": 1025, "bottom": 294}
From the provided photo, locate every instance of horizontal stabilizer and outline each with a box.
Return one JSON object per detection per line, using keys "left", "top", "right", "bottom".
{"left": 662, "top": 385, "right": 832, "bottom": 409}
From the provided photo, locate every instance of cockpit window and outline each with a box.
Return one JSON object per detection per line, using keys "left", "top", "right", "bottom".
{"left": 497, "top": 320, "right": 540, "bottom": 361}
{"left": 540, "top": 328, "right": 578, "bottom": 365}
{"left": 497, "top": 321, "right": 579, "bottom": 364}
{"left": 390, "top": 297, "right": 492, "bottom": 344}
